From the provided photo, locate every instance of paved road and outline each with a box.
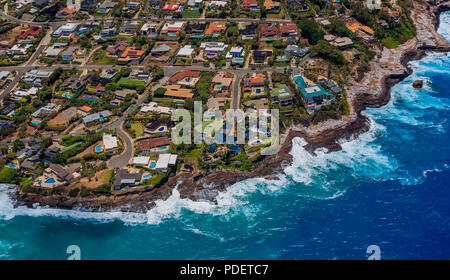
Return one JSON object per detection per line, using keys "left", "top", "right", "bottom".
{"left": 0, "top": 11, "right": 295, "bottom": 27}
{"left": 106, "top": 78, "right": 167, "bottom": 168}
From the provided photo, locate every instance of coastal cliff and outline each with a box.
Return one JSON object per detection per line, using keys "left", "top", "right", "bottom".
{"left": 15, "top": 0, "right": 450, "bottom": 213}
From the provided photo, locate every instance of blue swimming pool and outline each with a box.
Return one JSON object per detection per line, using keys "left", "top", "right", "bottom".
{"left": 82, "top": 96, "right": 99, "bottom": 101}
{"left": 158, "top": 127, "right": 165, "bottom": 131}
{"left": 99, "top": 116, "right": 105, "bottom": 121}
{"left": 143, "top": 174, "right": 152, "bottom": 179}
{"left": 277, "top": 58, "right": 288, "bottom": 62}
{"left": 111, "top": 101, "right": 119, "bottom": 105}
{"left": 149, "top": 162, "right": 156, "bottom": 169}
{"left": 256, "top": 89, "right": 261, "bottom": 94}
{"left": 5, "top": 164, "right": 16, "bottom": 169}
{"left": 31, "top": 121, "right": 40, "bottom": 125}
{"left": 63, "top": 93, "right": 72, "bottom": 98}
{"left": 95, "top": 145, "right": 102, "bottom": 152}
{"left": 45, "top": 178, "right": 56, "bottom": 184}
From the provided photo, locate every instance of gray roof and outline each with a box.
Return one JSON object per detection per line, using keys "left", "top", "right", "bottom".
{"left": 151, "top": 44, "right": 171, "bottom": 53}
{"left": 61, "top": 46, "right": 76, "bottom": 56}
{"left": 82, "top": 110, "right": 111, "bottom": 124}
{"left": 0, "top": 71, "right": 9, "bottom": 80}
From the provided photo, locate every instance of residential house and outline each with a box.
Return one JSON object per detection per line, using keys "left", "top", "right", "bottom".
{"left": 56, "top": 7, "right": 76, "bottom": 18}
{"left": 204, "top": 22, "right": 226, "bottom": 38}
{"left": 47, "top": 164, "right": 75, "bottom": 183}
{"left": 31, "top": 103, "right": 60, "bottom": 119}
{"left": 144, "top": 119, "right": 174, "bottom": 134}
{"left": 188, "top": 0, "right": 203, "bottom": 7}
{"left": 211, "top": 72, "right": 233, "bottom": 93}
{"left": 138, "top": 136, "right": 171, "bottom": 153}
{"left": 118, "top": 46, "right": 145, "bottom": 62}
{"left": 106, "top": 42, "right": 128, "bottom": 57}
{"left": 241, "top": 0, "right": 259, "bottom": 11}
{"left": 271, "top": 84, "right": 294, "bottom": 106}
{"left": 164, "top": 85, "right": 194, "bottom": 99}
{"left": 61, "top": 46, "right": 77, "bottom": 62}
{"left": 259, "top": 24, "right": 278, "bottom": 40}
{"left": 82, "top": 110, "right": 112, "bottom": 126}
{"left": 284, "top": 45, "right": 309, "bottom": 57}
{"left": 155, "top": 153, "right": 177, "bottom": 172}
{"left": 19, "top": 26, "right": 42, "bottom": 40}
{"left": 292, "top": 75, "right": 334, "bottom": 113}
{"left": 185, "top": 22, "right": 207, "bottom": 36}
{"left": 120, "top": 21, "right": 140, "bottom": 34}
{"left": 52, "top": 23, "right": 79, "bottom": 38}
{"left": 324, "top": 34, "right": 353, "bottom": 50}
{"left": 160, "top": 22, "right": 185, "bottom": 37}
{"left": 98, "top": 1, "right": 117, "bottom": 14}
{"left": 226, "top": 46, "right": 245, "bottom": 63}
{"left": 140, "top": 22, "right": 161, "bottom": 38}
{"left": 264, "top": 0, "right": 280, "bottom": 13}
{"left": 113, "top": 169, "right": 142, "bottom": 190}
{"left": 244, "top": 73, "right": 265, "bottom": 91}
{"left": 80, "top": 0, "right": 99, "bottom": 11}
{"left": 162, "top": 3, "right": 183, "bottom": 13}
{"left": 168, "top": 70, "right": 201, "bottom": 84}
{"left": 132, "top": 156, "right": 150, "bottom": 166}
{"left": 177, "top": 45, "right": 195, "bottom": 57}
{"left": 44, "top": 42, "right": 68, "bottom": 57}
{"left": 252, "top": 49, "right": 272, "bottom": 64}
{"left": 151, "top": 44, "right": 171, "bottom": 56}
{"left": 103, "top": 134, "right": 118, "bottom": 151}
{"left": 140, "top": 102, "right": 173, "bottom": 115}
{"left": 199, "top": 42, "right": 228, "bottom": 58}
{"left": 280, "top": 24, "right": 298, "bottom": 41}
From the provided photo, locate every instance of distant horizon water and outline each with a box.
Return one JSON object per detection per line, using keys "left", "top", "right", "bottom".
{"left": 0, "top": 11, "right": 449, "bottom": 260}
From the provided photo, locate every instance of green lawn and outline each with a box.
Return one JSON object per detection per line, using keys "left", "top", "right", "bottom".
{"left": 93, "top": 49, "right": 118, "bottom": 65}
{"left": 152, "top": 97, "right": 174, "bottom": 104}
{"left": 61, "top": 142, "right": 82, "bottom": 153}
{"left": 182, "top": 9, "right": 201, "bottom": 18}
{"left": 117, "top": 78, "right": 146, "bottom": 89}
{"left": 130, "top": 122, "right": 145, "bottom": 137}
{"left": 382, "top": 37, "right": 400, "bottom": 49}
{"left": 186, "top": 148, "right": 202, "bottom": 158}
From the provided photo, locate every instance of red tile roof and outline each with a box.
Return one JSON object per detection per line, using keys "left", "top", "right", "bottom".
{"left": 19, "top": 26, "right": 42, "bottom": 39}
{"left": 139, "top": 136, "right": 171, "bottom": 150}
{"left": 280, "top": 24, "right": 297, "bottom": 34}
{"left": 57, "top": 7, "right": 76, "bottom": 15}
{"left": 260, "top": 24, "right": 278, "bottom": 37}
{"left": 169, "top": 70, "right": 201, "bottom": 83}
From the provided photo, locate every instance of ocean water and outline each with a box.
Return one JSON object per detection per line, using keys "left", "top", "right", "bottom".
{"left": 1, "top": 13, "right": 450, "bottom": 260}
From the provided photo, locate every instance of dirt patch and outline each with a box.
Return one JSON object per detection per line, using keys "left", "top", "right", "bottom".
{"left": 0, "top": 25, "right": 26, "bottom": 47}
{"left": 47, "top": 107, "right": 79, "bottom": 129}
{"left": 75, "top": 142, "right": 99, "bottom": 159}
{"left": 77, "top": 169, "right": 111, "bottom": 189}
{"left": 146, "top": 41, "right": 179, "bottom": 64}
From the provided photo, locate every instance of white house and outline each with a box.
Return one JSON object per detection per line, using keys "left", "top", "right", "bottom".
{"left": 132, "top": 156, "right": 150, "bottom": 166}
{"left": 177, "top": 45, "right": 195, "bottom": 57}
{"left": 103, "top": 134, "right": 118, "bottom": 151}
{"left": 155, "top": 153, "right": 177, "bottom": 172}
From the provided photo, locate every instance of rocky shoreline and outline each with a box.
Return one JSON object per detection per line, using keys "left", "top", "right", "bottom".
{"left": 15, "top": 1, "right": 450, "bottom": 213}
